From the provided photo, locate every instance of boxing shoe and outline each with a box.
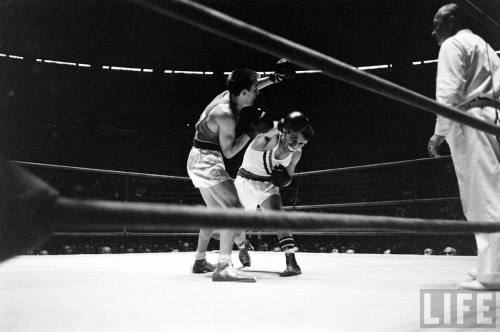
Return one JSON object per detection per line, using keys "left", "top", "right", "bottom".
{"left": 467, "top": 269, "right": 477, "bottom": 280}
{"left": 280, "top": 253, "right": 301, "bottom": 277}
{"left": 192, "top": 258, "right": 216, "bottom": 273}
{"left": 212, "top": 262, "right": 257, "bottom": 282}
{"left": 238, "top": 239, "right": 253, "bottom": 267}
{"left": 458, "top": 280, "right": 490, "bottom": 291}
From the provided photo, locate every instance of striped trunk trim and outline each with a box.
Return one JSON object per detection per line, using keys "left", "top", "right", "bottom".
{"left": 263, "top": 151, "right": 272, "bottom": 175}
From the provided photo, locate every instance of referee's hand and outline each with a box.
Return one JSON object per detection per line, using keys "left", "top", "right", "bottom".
{"left": 427, "top": 135, "right": 445, "bottom": 157}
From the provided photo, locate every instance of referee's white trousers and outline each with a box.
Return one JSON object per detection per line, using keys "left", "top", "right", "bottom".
{"left": 447, "top": 106, "right": 500, "bottom": 288}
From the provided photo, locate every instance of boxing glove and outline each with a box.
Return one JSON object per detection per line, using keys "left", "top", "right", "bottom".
{"left": 238, "top": 106, "right": 274, "bottom": 139}
{"left": 271, "top": 164, "right": 292, "bottom": 188}
{"left": 269, "top": 59, "right": 295, "bottom": 84}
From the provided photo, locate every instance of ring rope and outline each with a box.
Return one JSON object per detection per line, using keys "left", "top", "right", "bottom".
{"left": 459, "top": 0, "right": 500, "bottom": 34}
{"left": 12, "top": 156, "right": 451, "bottom": 182}
{"left": 50, "top": 197, "right": 461, "bottom": 235}
{"left": 284, "top": 197, "right": 461, "bottom": 211}
{"left": 53, "top": 231, "right": 199, "bottom": 236}
{"left": 294, "top": 156, "right": 451, "bottom": 177}
{"left": 52, "top": 231, "right": 409, "bottom": 236}
{"left": 12, "top": 160, "right": 191, "bottom": 181}
{"left": 49, "top": 197, "right": 500, "bottom": 234}
{"left": 128, "top": 0, "right": 500, "bottom": 136}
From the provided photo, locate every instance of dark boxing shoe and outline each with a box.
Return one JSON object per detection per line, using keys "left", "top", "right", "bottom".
{"left": 212, "top": 262, "right": 257, "bottom": 282}
{"left": 279, "top": 253, "right": 302, "bottom": 277}
{"left": 192, "top": 258, "right": 216, "bottom": 273}
{"left": 238, "top": 240, "right": 253, "bottom": 267}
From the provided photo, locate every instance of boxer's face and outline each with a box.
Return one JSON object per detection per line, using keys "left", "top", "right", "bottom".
{"left": 241, "top": 81, "right": 259, "bottom": 107}
{"left": 282, "top": 130, "right": 308, "bottom": 152}
{"left": 432, "top": 9, "right": 452, "bottom": 46}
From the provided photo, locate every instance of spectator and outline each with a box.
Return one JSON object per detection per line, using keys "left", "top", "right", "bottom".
{"left": 443, "top": 246, "right": 456, "bottom": 256}
{"left": 99, "top": 246, "right": 112, "bottom": 254}
{"left": 62, "top": 245, "right": 73, "bottom": 255}
{"left": 258, "top": 242, "right": 269, "bottom": 251}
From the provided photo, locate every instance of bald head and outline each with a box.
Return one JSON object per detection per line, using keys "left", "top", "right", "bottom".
{"left": 432, "top": 3, "right": 469, "bottom": 46}
{"left": 437, "top": 3, "right": 467, "bottom": 26}
{"left": 437, "top": 3, "right": 458, "bottom": 17}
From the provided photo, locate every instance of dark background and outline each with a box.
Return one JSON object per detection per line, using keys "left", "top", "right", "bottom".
{"left": 1, "top": 0, "right": 499, "bottom": 174}
{"left": 1, "top": 0, "right": 499, "bottom": 173}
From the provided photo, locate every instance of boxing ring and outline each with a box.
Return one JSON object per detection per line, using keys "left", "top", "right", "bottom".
{"left": 0, "top": 252, "right": 481, "bottom": 332}
{"left": 2, "top": 0, "right": 500, "bottom": 331}
{"left": 1, "top": 143, "right": 496, "bottom": 332}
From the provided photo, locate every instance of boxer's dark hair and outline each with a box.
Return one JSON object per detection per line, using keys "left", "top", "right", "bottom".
{"left": 226, "top": 69, "right": 258, "bottom": 95}
{"left": 282, "top": 111, "right": 315, "bottom": 140}
{"left": 300, "top": 124, "right": 315, "bottom": 141}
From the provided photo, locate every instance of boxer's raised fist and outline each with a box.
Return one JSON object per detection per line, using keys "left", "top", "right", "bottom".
{"left": 269, "top": 59, "right": 295, "bottom": 84}
{"left": 238, "top": 106, "right": 273, "bottom": 139}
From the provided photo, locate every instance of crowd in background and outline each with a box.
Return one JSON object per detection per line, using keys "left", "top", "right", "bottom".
{"left": 28, "top": 234, "right": 473, "bottom": 256}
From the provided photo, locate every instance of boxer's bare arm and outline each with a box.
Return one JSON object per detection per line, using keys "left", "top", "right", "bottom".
{"left": 286, "top": 150, "right": 302, "bottom": 175}
{"left": 257, "top": 77, "right": 274, "bottom": 90}
{"left": 250, "top": 121, "right": 280, "bottom": 149}
{"left": 216, "top": 108, "right": 250, "bottom": 159}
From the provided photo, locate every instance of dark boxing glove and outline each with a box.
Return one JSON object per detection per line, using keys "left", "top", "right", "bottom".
{"left": 269, "top": 59, "right": 295, "bottom": 84}
{"left": 271, "top": 164, "right": 292, "bottom": 188}
{"left": 237, "top": 106, "right": 259, "bottom": 135}
{"left": 239, "top": 106, "right": 274, "bottom": 139}
{"left": 247, "top": 111, "right": 273, "bottom": 138}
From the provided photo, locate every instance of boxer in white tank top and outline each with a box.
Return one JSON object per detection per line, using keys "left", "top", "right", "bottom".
{"left": 233, "top": 112, "right": 314, "bottom": 277}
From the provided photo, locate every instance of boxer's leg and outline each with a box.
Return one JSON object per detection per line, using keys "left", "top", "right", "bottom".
{"left": 206, "top": 180, "right": 256, "bottom": 282}
{"left": 233, "top": 177, "right": 258, "bottom": 267}
{"left": 191, "top": 189, "right": 219, "bottom": 273}
{"left": 261, "top": 194, "right": 301, "bottom": 277}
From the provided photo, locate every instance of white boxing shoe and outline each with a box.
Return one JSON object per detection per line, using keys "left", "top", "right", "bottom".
{"left": 467, "top": 269, "right": 477, "bottom": 280}
{"left": 458, "top": 280, "right": 488, "bottom": 290}
{"left": 212, "top": 262, "right": 256, "bottom": 282}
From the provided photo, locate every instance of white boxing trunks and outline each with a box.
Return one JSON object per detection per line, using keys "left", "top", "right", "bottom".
{"left": 234, "top": 175, "right": 280, "bottom": 210}
{"left": 186, "top": 147, "right": 232, "bottom": 188}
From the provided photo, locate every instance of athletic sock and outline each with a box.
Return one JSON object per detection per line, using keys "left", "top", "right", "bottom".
{"left": 279, "top": 236, "right": 295, "bottom": 252}
{"left": 195, "top": 251, "right": 206, "bottom": 260}
{"left": 218, "top": 254, "right": 232, "bottom": 264}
